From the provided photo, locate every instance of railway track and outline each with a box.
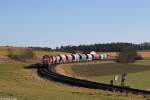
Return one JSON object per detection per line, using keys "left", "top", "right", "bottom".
{"left": 37, "top": 64, "right": 150, "bottom": 96}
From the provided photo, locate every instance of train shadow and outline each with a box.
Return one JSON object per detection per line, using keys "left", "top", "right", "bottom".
{"left": 24, "top": 63, "right": 43, "bottom": 69}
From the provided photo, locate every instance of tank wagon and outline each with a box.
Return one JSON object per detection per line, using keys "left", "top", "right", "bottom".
{"left": 59, "top": 54, "right": 67, "bottom": 63}
{"left": 72, "top": 54, "right": 80, "bottom": 62}
{"left": 79, "top": 54, "right": 87, "bottom": 61}
{"left": 66, "top": 54, "right": 73, "bottom": 63}
{"left": 92, "top": 53, "right": 100, "bottom": 60}
{"left": 52, "top": 56, "right": 57, "bottom": 64}
{"left": 86, "top": 54, "right": 93, "bottom": 61}
{"left": 43, "top": 52, "right": 112, "bottom": 66}
{"left": 56, "top": 55, "right": 61, "bottom": 64}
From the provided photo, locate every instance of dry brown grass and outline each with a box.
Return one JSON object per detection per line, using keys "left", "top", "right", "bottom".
{"left": 137, "top": 51, "right": 150, "bottom": 58}
{"left": 99, "top": 51, "right": 150, "bottom": 58}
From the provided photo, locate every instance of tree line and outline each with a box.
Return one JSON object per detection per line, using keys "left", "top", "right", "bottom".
{"left": 56, "top": 42, "right": 150, "bottom": 53}
{"left": 29, "top": 47, "right": 52, "bottom": 51}
{"left": 28, "top": 42, "right": 150, "bottom": 53}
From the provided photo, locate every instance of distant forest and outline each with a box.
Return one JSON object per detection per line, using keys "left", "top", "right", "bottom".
{"left": 29, "top": 42, "right": 150, "bottom": 53}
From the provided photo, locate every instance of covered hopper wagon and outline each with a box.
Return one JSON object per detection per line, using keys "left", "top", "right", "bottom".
{"left": 43, "top": 52, "right": 109, "bottom": 66}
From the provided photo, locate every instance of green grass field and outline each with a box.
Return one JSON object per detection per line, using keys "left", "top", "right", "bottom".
{"left": 0, "top": 47, "right": 149, "bottom": 100}
{"left": 62, "top": 60, "right": 150, "bottom": 90}
{"left": 0, "top": 63, "right": 148, "bottom": 100}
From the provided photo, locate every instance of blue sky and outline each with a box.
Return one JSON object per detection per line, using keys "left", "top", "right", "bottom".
{"left": 0, "top": 0, "right": 150, "bottom": 48}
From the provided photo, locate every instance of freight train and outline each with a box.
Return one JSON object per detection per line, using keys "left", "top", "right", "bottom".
{"left": 43, "top": 52, "right": 111, "bottom": 66}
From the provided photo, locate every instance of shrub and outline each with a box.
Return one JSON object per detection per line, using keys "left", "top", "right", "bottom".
{"left": 8, "top": 48, "right": 35, "bottom": 62}
{"left": 116, "top": 46, "right": 142, "bottom": 63}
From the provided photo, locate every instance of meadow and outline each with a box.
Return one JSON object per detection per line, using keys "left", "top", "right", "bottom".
{"left": 1, "top": 63, "right": 148, "bottom": 100}
{"left": 0, "top": 47, "right": 149, "bottom": 100}
{"left": 60, "top": 60, "right": 150, "bottom": 90}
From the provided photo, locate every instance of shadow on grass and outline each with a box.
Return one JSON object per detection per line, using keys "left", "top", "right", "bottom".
{"left": 24, "top": 63, "right": 43, "bottom": 69}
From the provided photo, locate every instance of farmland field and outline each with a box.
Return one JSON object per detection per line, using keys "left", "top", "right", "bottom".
{"left": 0, "top": 48, "right": 149, "bottom": 100}
{"left": 0, "top": 47, "right": 150, "bottom": 100}
{"left": 58, "top": 60, "right": 150, "bottom": 91}
{"left": 0, "top": 63, "right": 149, "bottom": 100}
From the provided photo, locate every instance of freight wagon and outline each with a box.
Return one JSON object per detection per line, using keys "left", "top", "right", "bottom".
{"left": 43, "top": 52, "right": 110, "bottom": 66}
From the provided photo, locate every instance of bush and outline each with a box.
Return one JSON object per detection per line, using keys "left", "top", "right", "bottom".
{"left": 8, "top": 48, "right": 35, "bottom": 62}
{"left": 116, "top": 46, "right": 142, "bottom": 63}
